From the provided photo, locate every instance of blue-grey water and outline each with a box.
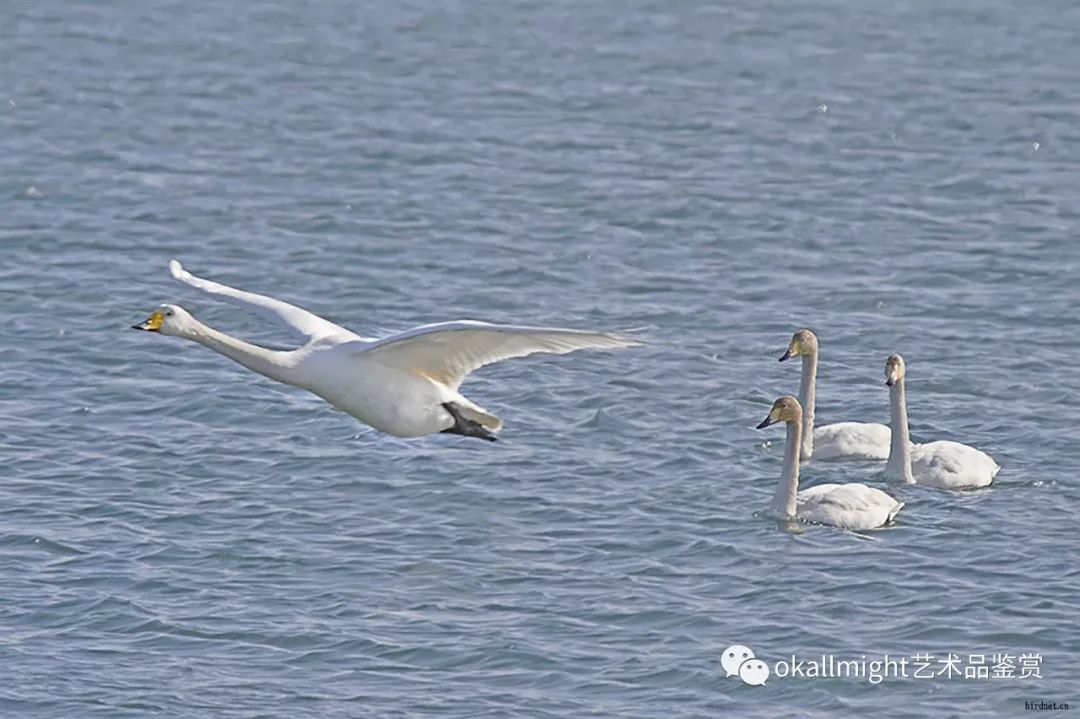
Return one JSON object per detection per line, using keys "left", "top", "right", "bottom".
{"left": 3, "top": 0, "right": 1079, "bottom": 716}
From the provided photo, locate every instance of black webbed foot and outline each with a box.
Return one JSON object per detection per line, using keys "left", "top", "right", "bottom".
{"left": 440, "top": 402, "right": 497, "bottom": 442}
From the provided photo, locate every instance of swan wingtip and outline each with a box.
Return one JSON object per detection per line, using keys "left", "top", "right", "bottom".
{"left": 610, "top": 328, "right": 648, "bottom": 347}
{"left": 168, "top": 259, "right": 187, "bottom": 278}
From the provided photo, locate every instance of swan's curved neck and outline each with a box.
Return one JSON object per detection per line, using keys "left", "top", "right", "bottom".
{"left": 771, "top": 418, "right": 801, "bottom": 518}
{"left": 183, "top": 319, "right": 298, "bottom": 386}
{"left": 886, "top": 379, "right": 914, "bottom": 483}
{"left": 797, "top": 352, "right": 818, "bottom": 459}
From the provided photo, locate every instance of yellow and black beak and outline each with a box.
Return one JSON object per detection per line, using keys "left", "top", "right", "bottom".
{"left": 132, "top": 311, "right": 164, "bottom": 332}
{"left": 756, "top": 407, "right": 779, "bottom": 429}
{"left": 778, "top": 341, "right": 800, "bottom": 362}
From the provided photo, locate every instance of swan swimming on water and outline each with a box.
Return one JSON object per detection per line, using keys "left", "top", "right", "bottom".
{"left": 756, "top": 395, "right": 904, "bottom": 530}
{"left": 779, "top": 329, "right": 891, "bottom": 461}
{"left": 132, "top": 260, "right": 640, "bottom": 441}
{"left": 884, "top": 354, "right": 999, "bottom": 489}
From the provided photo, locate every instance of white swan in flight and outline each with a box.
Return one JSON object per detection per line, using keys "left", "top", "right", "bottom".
{"left": 132, "top": 260, "right": 640, "bottom": 441}
{"left": 779, "top": 329, "right": 891, "bottom": 461}
{"left": 884, "top": 354, "right": 999, "bottom": 489}
{"left": 756, "top": 396, "right": 904, "bottom": 530}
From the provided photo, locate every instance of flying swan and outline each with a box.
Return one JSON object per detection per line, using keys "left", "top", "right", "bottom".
{"left": 756, "top": 395, "right": 904, "bottom": 530}
{"left": 133, "top": 260, "right": 640, "bottom": 441}
{"left": 779, "top": 329, "right": 891, "bottom": 461}
{"left": 884, "top": 354, "right": 999, "bottom": 489}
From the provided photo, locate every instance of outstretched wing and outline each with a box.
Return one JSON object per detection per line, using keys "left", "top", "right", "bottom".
{"left": 356, "top": 320, "right": 641, "bottom": 388}
{"left": 169, "top": 260, "right": 364, "bottom": 342}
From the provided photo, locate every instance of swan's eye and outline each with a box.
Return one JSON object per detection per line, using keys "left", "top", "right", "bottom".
{"left": 165, "top": 311, "right": 173, "bottom": 317}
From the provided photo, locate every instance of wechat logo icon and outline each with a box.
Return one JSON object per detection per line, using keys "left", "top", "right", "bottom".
{"left": 723, "top": 644, "right": 770, "bottom": 686}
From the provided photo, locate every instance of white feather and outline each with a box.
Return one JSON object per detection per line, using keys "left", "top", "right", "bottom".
{"left": 141, "top": 260, "right": 638, "bottom": 439}
{"left": 910, "top": 441, "right": 1000, "bottom": 489}
{"left": 169, "top": 259, "right": 364, "bottom": 342}
{"left": 885, "top": 354, "right": 1000, "bottom": 490}
{"left": 356, "top": 320, "right": 640, "bottom": 389}
{"left": 796, "top": 482, "right": 905, "bottom": 531}
{"left": 813, "top": 422, "right": 892, "bottom": 461}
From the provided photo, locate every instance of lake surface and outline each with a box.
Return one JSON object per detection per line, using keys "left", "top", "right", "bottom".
{"left": 2, "top": 0, "right": 1079, "bottom": 716}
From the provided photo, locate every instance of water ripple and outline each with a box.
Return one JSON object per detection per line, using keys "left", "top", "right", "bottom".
{"left": 2, "top": 0, "right": 1078, "bottom": 716}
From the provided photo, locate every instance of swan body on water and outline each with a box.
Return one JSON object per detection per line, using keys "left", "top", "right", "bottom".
{"left": 779, "top": 329, "right": 891, "bottom": 461}
{"left": 133, "top": 261, "right": 640, "bottom": 441}
{"left": 884, "top": 355, "right": 999, "bottom": 489}
{"left": 756, "top": 396, "right": 904, "bottom": 530}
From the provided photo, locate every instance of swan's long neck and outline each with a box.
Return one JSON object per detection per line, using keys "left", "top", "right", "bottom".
{"left": 798, "top": 353, "right": 817, "bottom": 459}
{"left": 183, "top": 320, "right": 298, "bottom": 386}
{"left": 886, "top": 379, "right": 914, "bottom": 483}
{"left": 770, "top": 418, "right": 801, "bottom": 518}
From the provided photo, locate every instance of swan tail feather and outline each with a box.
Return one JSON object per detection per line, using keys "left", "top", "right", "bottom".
{"left": 453, "top": 397, "right": 503, "bottom": 431}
